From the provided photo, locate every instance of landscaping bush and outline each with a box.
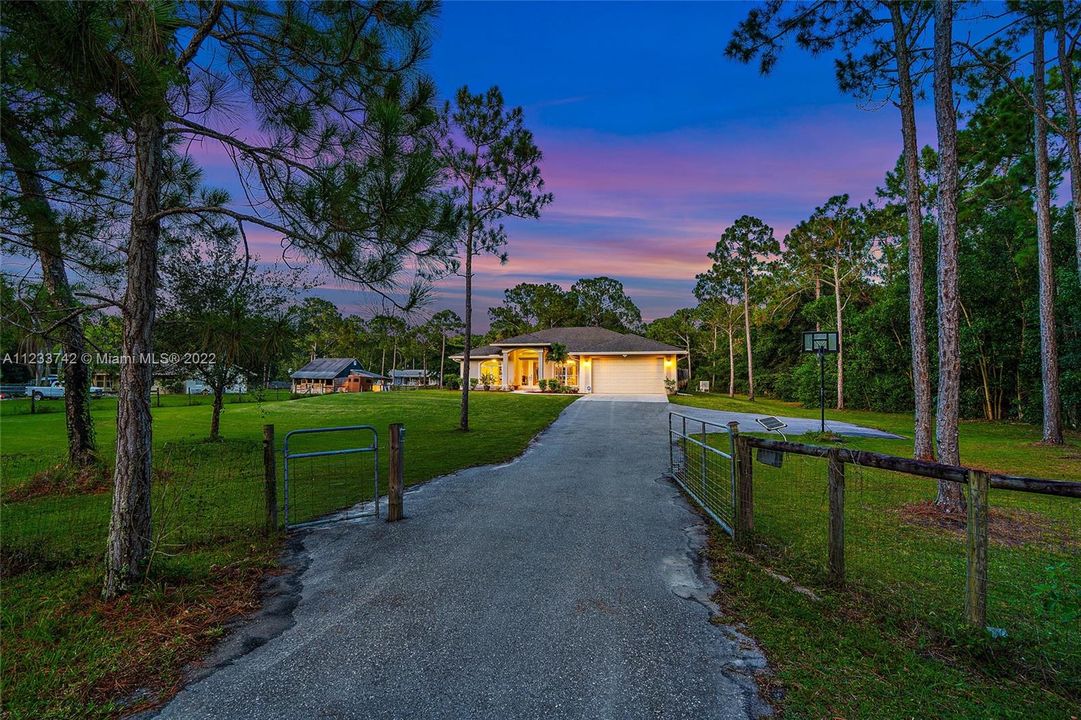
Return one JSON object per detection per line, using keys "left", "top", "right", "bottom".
{"left": 469, "top": 378, "right": 479, "bottom": 390}
{"left": 443, "top": 374, "right": 461, "bottom": 390}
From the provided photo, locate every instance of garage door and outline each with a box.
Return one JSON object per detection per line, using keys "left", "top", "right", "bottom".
{"left": 591, "top": 356, "right": 666, "bottom": 394}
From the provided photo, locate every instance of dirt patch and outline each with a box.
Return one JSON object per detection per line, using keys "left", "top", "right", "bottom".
{"left": 3, "top": 462, "right": 111, "bottom": 502}
{"left": 89, "top": 550, "right": 279, "bottom": 716}
{"left": 895, "top": 500, "right": 1078, "bottom": 549}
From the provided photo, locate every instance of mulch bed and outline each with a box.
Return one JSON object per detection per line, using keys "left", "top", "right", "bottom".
{"left": 89, "top": 551, "right": 279, "bottom": 716}
{"left": 895, "top": 500, "right": 1077, "bottom": 549}
{"left": 3, "top": 462, "right": 111, "bottom": 502}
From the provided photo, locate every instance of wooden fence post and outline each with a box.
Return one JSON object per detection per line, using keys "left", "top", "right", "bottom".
{"left": 828, "top": 448, "right": 845, "bottom": 585}
{"left": 965, "top": 470, "right": 989, "bottom": 629}
{"left": 387, "top": 423, "right": 404, "bottom": 522}
{"left": 733, "top": 426, "right": 754, "bottom": 546}
{"left": 263, "top": 424, "right": 277, "bottom": 535}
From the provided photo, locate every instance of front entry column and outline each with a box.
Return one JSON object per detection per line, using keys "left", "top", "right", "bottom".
{"left": 538, "top": 348, "right": 545, "bottom": 381}
{"left": 502, "top": 350, "right": 510, "bottom": 390}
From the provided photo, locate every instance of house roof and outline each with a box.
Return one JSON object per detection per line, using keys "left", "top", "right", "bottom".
{"left": 451, "top": 327, "right": 684, "bottom": 358}
{"left": 349, "top": 369, "right": 389, "bottom": 380}
{"left": 291, "top": 358, "right": 363, "bottom": 379}
{"left": 391, "top": 369, "right": 433, "bottom": 378}
{"left": 454, "top": 344, "right": 502, "bottom": 359}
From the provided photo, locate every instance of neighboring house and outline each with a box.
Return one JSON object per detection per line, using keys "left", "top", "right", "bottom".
{"left": 451, "top": 326, "right": 685, "bottom": 395}
{"left": 93, "top": 371, "right": 118, "bottom": 392}
{"left": 184, "top": 378, "right": 247, "bottom": 395}
{"left": 390, "top": 369, "right": 437, "bottom": 387}
{"left": 290, "top": 358, "right": 385, "bottom": 394}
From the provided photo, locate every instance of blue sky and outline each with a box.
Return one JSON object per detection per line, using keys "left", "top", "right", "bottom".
{"left": 232, "top": 2, "right": 948, "bottom": 326}
{"left": 402, "top": 1, "right": 936, "bottom": 326}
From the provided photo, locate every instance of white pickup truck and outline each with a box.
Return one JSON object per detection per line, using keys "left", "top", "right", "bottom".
{"left": 25, "top": 381, "right": 105, "bottom": 400}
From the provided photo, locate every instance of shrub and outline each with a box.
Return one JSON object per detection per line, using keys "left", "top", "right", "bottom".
{"left": 442, "top": 374, "right": 461, "bottom": 390}
{"left": 469, "top": 377, "right": 479, "bottom": 390}
{"left": 538, "top": 379, "right": 549, "bottom": 392}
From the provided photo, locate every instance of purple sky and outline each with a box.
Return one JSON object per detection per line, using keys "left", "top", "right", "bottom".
{"left": 215, "top": 2, "right": 944, "bottom": 328}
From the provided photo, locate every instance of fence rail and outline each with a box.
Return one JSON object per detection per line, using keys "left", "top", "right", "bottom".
{"left": 667, "top": 412, "right": 1081, "bottom": 638}
{"left": 745, "top": 436, "right": 1081, "bottom": 498}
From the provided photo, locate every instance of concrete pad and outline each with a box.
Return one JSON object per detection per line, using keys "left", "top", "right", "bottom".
{"left": 578, "top": 393, "right": 669, "bottom": 403}
{"left": 669, "top": 404, "right": 903, "bottom": 440}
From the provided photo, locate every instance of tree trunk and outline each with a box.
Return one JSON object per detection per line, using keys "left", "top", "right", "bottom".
{"left": 439, "top": 334, "right": 446, "bottom": 387}
{"left": 743, "top": 275, "right": 755, "bottom": 401}
{"left": 459, "top": 227, "right": 473, "bottom": 431}
{"left": 685, "top": 336, "right": 693, "bottom": 384}
{"left": 711, "top": 324, "right": 717, "bottom": 389}
{"left": 932, "top": 0, "right": 965, "bottom": 510}
{"left": 1033, "top": 21, "right": 1063, "bottom": 444}
{"left": 815, "top": 276, "right": 821, "bottom": 331}
{"left": 833, "top": 259, "right": 844, "bottom": 410}
{"left": 728, "top": 327, "right": 735, "bottom": 397}
{"left": 1058, "top": 12, "right": 1081, "bottom": 284}
{"left": 891, "top": 0, "right": 935, "bottom": 461}
{"left": 104, "top": 111, "right": 163, "bottom": 598}
{"left": 0, "top": 119, "right": 97, "bottom": 467}
{"left": 210, "top": 381, "right": 225, "bottom": 440}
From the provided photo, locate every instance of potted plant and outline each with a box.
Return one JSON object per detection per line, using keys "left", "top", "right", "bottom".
{"left": 480, "top": 371, "right": 495, "bottom": 391}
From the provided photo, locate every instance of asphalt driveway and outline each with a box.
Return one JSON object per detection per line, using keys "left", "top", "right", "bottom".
{"left": 154, "top": 399, "right": 769, "bottom": 720}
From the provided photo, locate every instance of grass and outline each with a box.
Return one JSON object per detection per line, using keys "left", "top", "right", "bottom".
{"left": 672, "top": 392, "right": 1081, "bottom": 718}
{"left": 672, "top": 392, "right": 1081, "bottom": 479}
{"left": 0, "top": 389, "right": 576, "bottom": 719}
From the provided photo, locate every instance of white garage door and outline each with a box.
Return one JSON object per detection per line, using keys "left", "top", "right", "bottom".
{"left": 591, "top": 356, "right": 666, "bottom": 394}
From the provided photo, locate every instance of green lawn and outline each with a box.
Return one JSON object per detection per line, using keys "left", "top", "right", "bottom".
{"left": 0, "top": 390, "right": 576, "bottom": 719}
{"left": 673, "top": 392, "right": 1081, "bottom": 718}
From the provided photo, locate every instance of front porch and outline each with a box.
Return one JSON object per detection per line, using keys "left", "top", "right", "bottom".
{"left": 472, "top": 348, "right": 581, "bottom": 392}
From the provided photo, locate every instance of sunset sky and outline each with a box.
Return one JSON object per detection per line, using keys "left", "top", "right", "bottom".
{"left": 240, "top": 2, "right": 940, "bottom": 327}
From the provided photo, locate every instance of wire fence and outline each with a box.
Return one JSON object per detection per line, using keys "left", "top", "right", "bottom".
{"left": 667, "top": 412, "right": 1081, "bottom": 699}
{"left": 0, "top": 423, "right": 385, "bottom": 575}
{"left": 1, "top": 441, "right": 267, "bottom": 574}
{"left": 0, "top": 388, "right": 302, "bottom": 416}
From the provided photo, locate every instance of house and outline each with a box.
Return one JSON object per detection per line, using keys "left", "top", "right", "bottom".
{"left": 290, "top": 358, "right": 386, "bottom": 394}
{"left": 184, "top": 378, "right": 247, "bottom": 395}
{"left": 390, "top": 369, "right": 437, "bottom": 387}
{"left": 450, "top": 326, "right": 686, "bottom": 395}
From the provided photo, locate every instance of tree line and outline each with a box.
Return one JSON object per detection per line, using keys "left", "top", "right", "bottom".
{"left": 650, "top": 0, "right": 1080, "bottom": 511}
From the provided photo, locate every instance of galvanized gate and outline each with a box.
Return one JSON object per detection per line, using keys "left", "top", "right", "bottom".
{"left": 283, "top": 425, "right": 380, "bottom": 529}
{"left": 668, "top": 412, "right": 736, "bottom": 536}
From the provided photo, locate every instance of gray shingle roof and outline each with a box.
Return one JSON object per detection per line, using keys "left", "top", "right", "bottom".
{"left": 291, "top": 358, "right": 363, "bottom": 379}
{"left": 451, "top": 327, "right": 683, "bottom": 359}
{"left": 391, "top": 369, "right": 433, "bottom": 378}
{"left": 450, "top": 344, "right": 502, "bottom": 359}
{"left": 494, "top": 326, "right": 682, "bottom": 353}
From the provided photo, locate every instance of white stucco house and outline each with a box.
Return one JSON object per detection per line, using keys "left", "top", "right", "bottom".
{"left": 451, "top": 326, "right": 685, "bottom": 394}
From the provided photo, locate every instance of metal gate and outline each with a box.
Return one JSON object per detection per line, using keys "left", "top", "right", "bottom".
{"left": 668, "top": 412, "right": 736, "bottom": 536}
{"left": 283, "top": 425, "right": 379, "bottom": 529}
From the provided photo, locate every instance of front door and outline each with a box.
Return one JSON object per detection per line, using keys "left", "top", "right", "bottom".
{"left": 520, "top": 359, "right": 538, "bottom": 387}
